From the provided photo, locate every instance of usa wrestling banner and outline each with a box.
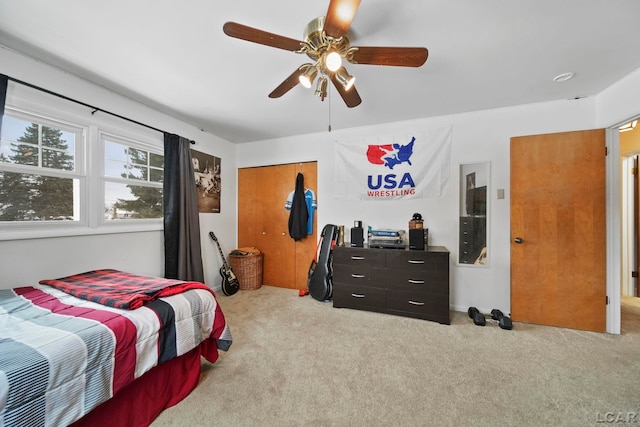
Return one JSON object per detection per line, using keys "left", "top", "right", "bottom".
{"left": 334, "top": 127, "right": 452, "bottom": 200}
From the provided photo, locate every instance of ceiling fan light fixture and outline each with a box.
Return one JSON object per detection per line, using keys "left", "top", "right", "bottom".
{"left": 315, "top": 75, "right": 328, "bottom": 100}
{"left": 335, "top": 67, "right": 355, "bottom": 91}
{"left": 299, "top": 65, "right": 318, "bottom": 88}
{"left": 325, "top": 51, "right": 342, "bottom": 72}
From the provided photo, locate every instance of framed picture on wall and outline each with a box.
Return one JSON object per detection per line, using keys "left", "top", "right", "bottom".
{"left": 191, "top": 149, "right": 221, "bottom": 213}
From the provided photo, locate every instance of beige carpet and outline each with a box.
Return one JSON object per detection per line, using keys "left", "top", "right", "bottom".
{"left": 152, "top": 287, "right": 640, "bottom": 426}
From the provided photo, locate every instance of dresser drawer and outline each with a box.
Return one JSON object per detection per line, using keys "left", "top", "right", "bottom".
{"left": 332, "top": 265, "right": 387, "bottom": 287}
{"left": 385, "top": 251, "right": 448, "bottom": 272}
{"left": 333, "top": 247, "right": 386, "bottom": 266}
{"left": 386, "top": 291, "right": 450, "bottom": 321}
{"left": 333, "top": 283, "right": 386, "bottom": 311}
{"left": 387, "top": 273, "right": 449, "bottom": 294}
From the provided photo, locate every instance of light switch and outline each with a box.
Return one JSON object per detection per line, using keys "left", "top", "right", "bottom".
{"left": 497, "top": 189, "right": 505, "bottom": 199}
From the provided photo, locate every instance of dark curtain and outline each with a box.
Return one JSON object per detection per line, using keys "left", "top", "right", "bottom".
{"left": 0, "top": 74, "right": 8, "bottom": 135}
{"left": 163, "top": 133, "right": 204, "bottom": 282}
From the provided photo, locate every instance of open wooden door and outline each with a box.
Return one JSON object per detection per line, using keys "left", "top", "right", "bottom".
{"left": 511, "top": 129, "right": 607, "bottom": 332}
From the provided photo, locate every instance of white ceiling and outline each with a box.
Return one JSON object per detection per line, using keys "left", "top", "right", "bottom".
{"left": 1, "top": 0, "right": 640, "bottom": 143}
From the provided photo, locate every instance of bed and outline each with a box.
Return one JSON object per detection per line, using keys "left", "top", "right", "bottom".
{"left": 0, "top": 269, "right": 232, "bottom": 427}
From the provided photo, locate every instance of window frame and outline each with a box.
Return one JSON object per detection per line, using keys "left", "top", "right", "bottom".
{"left": 99, "top": 131, "right": 164, "bottom": 226}
{"left": 0, "top": 86, "right": 164, "bottom": 241}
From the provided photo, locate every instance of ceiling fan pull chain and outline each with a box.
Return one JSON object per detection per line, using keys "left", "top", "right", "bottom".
{"left": 328, "top": 87, "right": 332, "bottom": 132}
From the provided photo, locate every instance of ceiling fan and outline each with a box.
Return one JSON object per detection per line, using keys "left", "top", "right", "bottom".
{"left": 222, "top": 0, "right": 428, "bottom": 108}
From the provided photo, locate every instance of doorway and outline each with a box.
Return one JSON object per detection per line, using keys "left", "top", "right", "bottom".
{"left": 620, "top": 120, "right": 640, "bottom": 299}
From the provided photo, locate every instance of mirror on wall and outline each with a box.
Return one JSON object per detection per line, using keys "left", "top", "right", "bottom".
{"left": 459, "top": 162, "right": 489, "bottom": 266}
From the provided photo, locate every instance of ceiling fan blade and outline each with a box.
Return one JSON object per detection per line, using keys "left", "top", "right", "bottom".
{"left": 223, "top": 22, "right": 303, "bottom": 52}
{"left": 350, "top": 46, "right": 429, "bottom": 67}
{"left": 323, "top": 0, "right": 361, "bottom": 39}
{"left": 330, "top": 69, "right": 362, "bottom": 108}
{"left": 269, "top": 68, "right": 304, "bottom": 98}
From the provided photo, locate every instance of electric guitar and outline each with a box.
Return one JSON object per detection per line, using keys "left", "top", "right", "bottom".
{"left": 208, "top": 231, "right": 239, "bottom": 296}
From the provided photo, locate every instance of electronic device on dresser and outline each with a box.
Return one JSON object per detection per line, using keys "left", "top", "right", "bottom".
{"left": 408, "top": 212, "right": 427, "bottom": 251}
{"left": 409, "top": 229, "right": 428, "bottom": 250}
{"left": 368, "top": 229, "right": 406, "bottom": 249}
{"left": 350, "top": 220, "right": 364, "bottom": 247}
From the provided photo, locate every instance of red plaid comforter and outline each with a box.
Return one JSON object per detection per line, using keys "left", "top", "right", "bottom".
{"left": 39, "top": 269, "right": 214, "bottom": 310}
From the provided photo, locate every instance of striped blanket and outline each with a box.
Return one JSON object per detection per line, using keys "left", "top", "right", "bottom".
{"left": 0, "top": 279, "right": 232, "bottom": 427}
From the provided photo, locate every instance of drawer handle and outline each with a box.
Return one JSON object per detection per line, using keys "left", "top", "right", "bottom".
{"left": 408, "top": 279, "right": 425, "bottom": 284}
{"left": 408, "top": 260, "right": 425, "bottom": 264}
{"left": 408, "top": 300, "right": 425, "bottom": 306}
{"left": 351, "top": 256, "right": 365, "bottom": 260}
{"left": 351, "top": 274, "right": 366, "bottom": 278}
{"left": 351, "top": 293, "right": 366, "bottom": 298}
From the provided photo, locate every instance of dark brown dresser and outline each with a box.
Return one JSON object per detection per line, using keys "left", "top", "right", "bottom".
{"left": 332, "top": 246, "right": 450, "bottom": 324}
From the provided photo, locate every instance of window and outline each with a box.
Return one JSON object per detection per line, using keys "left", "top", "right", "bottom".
{"left": 0, "top": 91, "right": 164, "bottom": 239}
{"left": 0, "top": 113, "right": 84, "bottom": 223}
{"left": 102, "top": 135, "right": 163, "bottom": 221}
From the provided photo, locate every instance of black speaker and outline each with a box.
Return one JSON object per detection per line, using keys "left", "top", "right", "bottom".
{"left": 409, "top": 228, "right": 427, "bottom": 250}
{"left": 350, "top": 227, "right": 364, "bottom": 247}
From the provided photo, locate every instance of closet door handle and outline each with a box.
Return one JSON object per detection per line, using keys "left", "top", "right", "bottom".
{"left": 351, "top": 274, "right": 365, "bottom": 278}
{"left": 408, "top": 260, "right": 425, "bottom": 264}
{"left": 351, "top": 256, "right": 365, "bottom": 260}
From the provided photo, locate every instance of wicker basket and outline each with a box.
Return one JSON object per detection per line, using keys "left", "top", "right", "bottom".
{"left": 229, "top": 252, "right": 263, "bottom": 290}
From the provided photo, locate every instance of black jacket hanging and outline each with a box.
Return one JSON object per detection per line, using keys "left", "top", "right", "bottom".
{"left": 288, "top": 172, "right": 309, "bottom": 241}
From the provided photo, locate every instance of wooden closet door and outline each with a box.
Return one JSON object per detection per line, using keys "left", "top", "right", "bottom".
{"left": 238, "top": 165, "right": 295, "bottom": 287}
{"left": 294, "top": 162, "right": 318, "bottom": 289}
{"left": 260, "top": 164, "right": 296, "bottom": 287}
{"left": 238, "top": 162, "right": 317, "bottom": 289}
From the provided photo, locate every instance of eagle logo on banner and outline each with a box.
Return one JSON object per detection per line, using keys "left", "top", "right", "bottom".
{"left": 334, "top": 128, "right": 452, "bottom": 201}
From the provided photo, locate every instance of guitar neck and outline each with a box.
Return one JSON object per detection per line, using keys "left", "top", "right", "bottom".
{"left": 218, "top": 247, "right": 230, "bottom": 269}
{"left": 213, "top": 239, "right": 231, "bottom": 269}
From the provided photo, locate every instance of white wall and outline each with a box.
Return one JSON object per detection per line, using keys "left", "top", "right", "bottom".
{"left": 3, "top": 43, "right": 639, "bottom": 317}
{"left": 596, "top": 67, "right": 640, "bottom": 128}
{"left": 236, "top": 98, "right": 598, "bottom": 313}
{"left": 0, "top": 46, "right": 237, "bottom": 290}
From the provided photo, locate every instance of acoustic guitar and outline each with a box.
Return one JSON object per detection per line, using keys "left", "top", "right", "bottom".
{"left": 208, "top": 231, "right": 239, "bottom": 296}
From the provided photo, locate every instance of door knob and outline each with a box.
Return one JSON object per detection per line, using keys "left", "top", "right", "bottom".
{"left": 514, "top": 237, "right": 524, "bottom": 244}
{"left": 262, "top": 231, "right": 267, "bottom": 235}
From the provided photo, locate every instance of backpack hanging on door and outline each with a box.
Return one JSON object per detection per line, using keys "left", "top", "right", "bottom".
{"left": 307, "top": 224, "right": 339, "bottom": 301}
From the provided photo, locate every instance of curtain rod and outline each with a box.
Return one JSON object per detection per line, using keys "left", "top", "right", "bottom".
{"left": 4, "top": 74, "right": 196, "bottom": 144}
